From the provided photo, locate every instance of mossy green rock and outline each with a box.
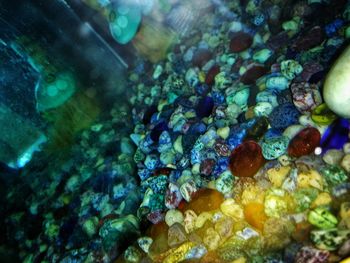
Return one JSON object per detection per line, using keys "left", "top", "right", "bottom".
{"left": 308, "top": 207, "right": 338, "bottom": 229}
{"left": 311, "top": 228, "right": 350, "bottom": 251}
{"left": 320, "top": 165, "right": 348, "bottom": 186}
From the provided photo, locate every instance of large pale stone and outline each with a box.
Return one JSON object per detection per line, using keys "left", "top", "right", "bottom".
{"left": 323, "top": 45, "right": 350, "bottom": 118}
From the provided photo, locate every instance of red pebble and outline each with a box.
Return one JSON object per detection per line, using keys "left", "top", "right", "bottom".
{"left": 288, "top": 127, "right": 321, "bottom": 157}
{"left": 229, "top": 141, "right": 265, "bottom": 177}
{"left": 240, "top": 63, "right": 268, "bottom": 85}
{"left": 230, "top": 32, "right": 253, "bottom": 53}
{"left": 205, "top": 65, "right": 220, "bottom": 86}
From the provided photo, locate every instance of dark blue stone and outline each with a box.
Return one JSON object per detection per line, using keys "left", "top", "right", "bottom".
{"left": 283, "top": 243, "right": 302, "bottom": 263}
{"left": 143, "top": 105, "right": 158, "bottom": 124}
{"left": 212, "top": 91, "right": 225, "bottom": 105}
{"left": 268, "top": 103, "right": 300, "bottom": 131}
{"left": 213, "top": 157, "right": 229, "bottom": 177}
{"left": 150, "top": 121, "right": 168, "bottom": 142}
{"left": 138, "top": 168, "right": 152, "bottom": 181}
{"left": 325, "top": 19, "right": 344, "bottom": 37}
{"left": 227, "top": 125, "right": 247, "bottom": 150}
{"left": 195, "top": 83, "right": 210, "bottom": 96}
{"left": 196, "top": 96, "right": 214, "bottom": 118}
{"left": 321, "top": 118, "right": 350, "bottom": 153}
{"left": 264, "top": 128, "right": 282, "bottom": 139}
{"left": 189, "top": 122, "right": 207, "bottom": 134}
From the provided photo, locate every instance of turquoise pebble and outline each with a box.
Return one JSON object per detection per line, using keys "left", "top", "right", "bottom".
{"left": 266, "top": 75, "right": 289, "bottom": 90}
{"left": 261, "top": 135, "right": 289, "bottom": 160}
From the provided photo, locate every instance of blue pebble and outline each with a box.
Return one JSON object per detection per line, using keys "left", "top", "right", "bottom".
{"left": 325, "top": 19, "right": 344, "bottom": 37}
{"left": 196, "top": 96, "right": 214, "bottom": 118}
{"left": 321, "top": 118, "right": 350, "bottom": 153}
{"left": 144, "top": 154, "right": 159, "bottom": 170}
{"left": 268, "top": 103, "right": 300, "bottom": 131}
{"left": 190, "top": 149, "right": 202, "bottom": 164}
{"left": 212, "top": 91, "right": 225, "bottom": 105}
{"left": 195, "top": 83, "right": 210, "bottom": 96}
{"left": 138, "top": 169, "right": 152, "bottom": 181}
{"left": 264, "top": 128, "right": 282, "bottom": 139}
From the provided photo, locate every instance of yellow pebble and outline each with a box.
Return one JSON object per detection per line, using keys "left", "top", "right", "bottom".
{"left": 195, "top": 212, "right": 212, "bottom": 229}
{"left": 163, "top": 242, "right": 195, "bottom": 263}
{"left": 297, "top": 170, "right": 324, "bottom": 190}
{"left": 241, "top": 185, "right": 265, "bottom": 205}
{"left": 220, "top": 199, "right": 244, "bottom": 220}
{"left": 340, "top": 257, "right": 350, "bottom": 263}
{"left": 267, "top": 166, "right": 291, "bottom": 187}
{"left": 311, "top": 192, "right": 332, "bottom": 208}
{"left": 198, "top": 71, "right": 206, "bottom": 83}
{"left": 217, "top": 127, "right": 230, "bottom": 139}
{"left": 231, "top": 257, "right": 247, "bottom": 263}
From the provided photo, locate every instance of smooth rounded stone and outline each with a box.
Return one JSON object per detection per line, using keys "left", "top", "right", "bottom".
{"left": 283, "top": 124, "right": 304, "bottom": 139}
{"left": 205, "top": 65, "right": 221, "bottom": 86}
{"left": 240, "top": 64, "right": 268, "bottom": 85}
{"left": 341, "top": 154, "right": 350, "bottom": 172}
{"left": 311, "top": 229, "right": 350, "bottom": 251}
{"left": 268, "top": 103, "right": 300, "bottom": 131}
{"left": 292, "top": 26, "right": 324, "bottom": 52}
{"left": 266, "top": 75, "right": 289, "bottom": 91}
{"left": 215, "top": 71, "right": 232, "bottom": 90}
{"left": 229, "top": 31, "right": 253, "bottom": 52}
{"left": 291, "top": 82, "right": 322, "bottom": 113}
{"left": 253, "top": 48, "right": 273, "bottom": 63}
{"left": 217, "top": 127, "right": 230, "bottom": 139}
{"left": 262, "top": 136, "right": 290, "bottom": 160}
{"left": 82, "top": 217, "right": 99, "bottom": 237}
{"left": 243, "top": 202, "right": 267, "bottom": 231}
{"left": 320, "top": 165, "right": 348, "bottom": 186}
{"left": 180, "top": 188, "right": 224, "bottom": 214}
{"left": 288, "top": 127, "right": 321, "bottom": 157}
{"left": 192, "top": 48, "right": 213, "bottom": 68}
{"left": 256, "top": 90, "right": 279, "bottom": 108}
{"left": 195, "top": 96, "right": 214, "bottom": 118}
{"left": 225, "top": 103, "right": 241, "bottom": 120}
{"left": 323, "top": 45, "right": 350, "bottom": 118}
{"left": 215, "top": 171, "right": 235, "bottom": 195}
{"left": 165, "top": 209, "right": 184, "bottom": 227}
{"left": 323, "top": 149, "right": 344, "bottom": 165}
{"left": 320, "top": 118, "right": 350, "bottom": 153}
{"left": 295, "top": 246, "right": 329, "bottom": 263}
{"left": 229, "top": 141, "right": 265, "bottom": 178}
{"left": 254, "top": 102, "right": 273, "bottom": 117}
{"left": 308, "top": 207, "right": 338, "bottom": 230}
{"left": 311, "top": 103, "right": 338, "bottom": 125}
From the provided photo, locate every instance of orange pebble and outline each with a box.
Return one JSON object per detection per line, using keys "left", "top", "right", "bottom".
{"left": 243, "top": 202, "right": 267, "bottom": 231}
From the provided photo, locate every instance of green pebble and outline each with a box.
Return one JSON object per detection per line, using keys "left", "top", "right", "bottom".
{"left": 311, "top": 228, "right": 350, "bottom": 251}
{"left": 320, "top": 165, "right": 348, "bottom": 186}
{"left": 308, "top": 207, "right": 338, "bottom": 229}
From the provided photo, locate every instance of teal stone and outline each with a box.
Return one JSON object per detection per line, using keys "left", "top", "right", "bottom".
{"left": 254, "top": 102, "right": 273, "bottom": 117}
{"left": 320, "top": 165, "right": 348, "bottom": 186}
{"left": 216, "top": 171, "right": 235, "bottom": 195}
{"left": 311, "top": 228, "right": 350, "bottom": 251}
{"left": 109, "top": 4, "right": 142, "bottom": 44}
{"left": 226, "top": 86, "right": 250, "bottom": 108}
{"left": 35, "top": 71, "right": 76, "bottom": 111}
{"left": 261, "top": 136, "right": 289, "bottom": 160}
{"left": 256, "top": 90, "right": 279, "bottom": 107}
{"left": 266, "top": 75, "right": 289, "bottom": 91}
{"left": 160, "top": 150, "right": 175, "bottom": 165}
{"left": 281, "top": 60, "right": 303, "bottom": 80}
{"left": 308, "top": 207, "right": 338, "bottom": 229}
{"left": 253, "top": 48, "right": 273, "bottom": 63}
